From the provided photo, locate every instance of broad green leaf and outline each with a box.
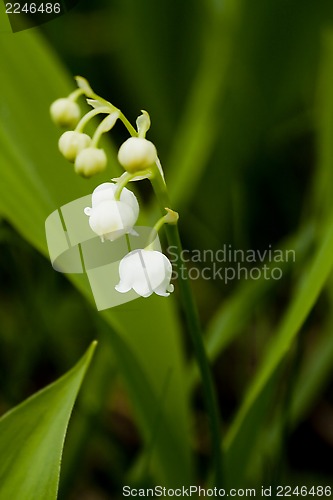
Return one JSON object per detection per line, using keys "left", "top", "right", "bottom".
{"left": 224, "top": 214, "right": 333, "bottom": 486}
{"left": 0, "top": 341, "right": 97, "bottom": 500}
{"left": 0, "top": 30, "right": 193, "bottom": 485}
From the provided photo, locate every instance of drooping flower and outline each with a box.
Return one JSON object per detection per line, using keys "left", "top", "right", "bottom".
{"left": 118, "top": 137, "right": 157, "bottom": 173}
{"left": 91, "top": 182, "right": 139, "bottom": 217}
{"left": 115, "top": 249, "right": 174, "bottom": 297}
{"left": 58, "top": 131, "right": 91, "bottom": 162}
{"left": 75, "top": 147, "right": 107, "bottom": 177}
{"left": 50, "top": 98, "right": 81, "bottom": 128}
{"left": 84, "top": 182, "right": 139, "bottom": 241}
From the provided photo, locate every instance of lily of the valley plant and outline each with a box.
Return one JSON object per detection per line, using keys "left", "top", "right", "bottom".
{"left": 51, "top": 76, "right": 176, "bottom": 298}
{"left": 50, "top": 77, "right": 224, "bottom": 485}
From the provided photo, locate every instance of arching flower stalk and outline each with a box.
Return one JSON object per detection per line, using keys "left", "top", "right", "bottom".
{"left": 50, "top": 77, "right": 223, "bottom": 485}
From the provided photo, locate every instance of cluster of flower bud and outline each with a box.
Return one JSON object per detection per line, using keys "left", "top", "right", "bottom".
{"left": 50, "top": 82, "right": 160, "bottom": 179}
{"left": 50, "top": 90, "right": 109, "bottom": 177}
{"left": 51, "top": 78, "right": 174, "bottom": 298}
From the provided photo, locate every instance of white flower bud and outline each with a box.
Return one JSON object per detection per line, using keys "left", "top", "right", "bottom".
{"left": 58, "top": 131, "right": 91, "bottom": 162}
{"left": 115, "top": 249, "right": 174, "bottom": 298}
{"left": 75, "top": 148, "right": 107, "bottom": 177}
{"left": 84, "top": 199, "right": 138, "bottom": 242}
{"left": 118, "top": 137, "right": 157, "bottom": 173}
{"left": 50, "top": 98, "right": 81, "bottom": 128}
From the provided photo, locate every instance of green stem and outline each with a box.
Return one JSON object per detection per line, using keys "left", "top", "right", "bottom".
{"left": 91, "top": 115, "right": 111, "bottom": 147}
{"left": 114, "top": 172, "right": 137, "bottom": 200}
{"left": 145, "top": 212, "right": 168, "bottom": 250}
{"left": 114, "top": 170, "right": 150, "bottom": 200}
{"left": 119, "top": 112, "right": 138, "bottom": 137}
{"left": 68, "top": 88, "right": 85, "bottom": 101}
{"left": 80, "top": 81, "right": 223, "bottom": 482}
{"left": 150, "top": 172, "right": 223, "bottom": 487}
{"left": 75, "top": 106, "right": 111, "bottom": 133}
{"left": 152, "top": 212, "right": 169, "bottom": 235}
{"left": 89, "top": 89, "right": 138, "bottom": 137}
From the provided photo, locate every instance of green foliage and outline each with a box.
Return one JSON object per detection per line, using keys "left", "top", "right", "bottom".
{"left": 1, "top": 0, "right": 333, "bottom": 496}
{"left": 224, "top": 215, "right": 333, "bottom": 486}
{"left": 0, "top": 342, "right": 96, "bottom": 500}
{"left": 0, "top": 27, "right": 192, "bottom": 489}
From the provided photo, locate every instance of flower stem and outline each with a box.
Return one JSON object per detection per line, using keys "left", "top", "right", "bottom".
{"left": 114, "top": 170, "right": 150, "bottom": 200}
{"left": 150, "top": 172, "right": 223, "bottom": 487}
{"left": 68, "top": 88, "right": 86, "bottom": 101}
{"left": 79, "top": 80, "right": 224, "bottom": 482}
{"left": 75, "top": 107, "right": 111, "bottom": 133}
{"left": 90, "top": 89, "right": 138, "bottom": 137}
{"left": 91, "top": 115, "right": 111, "bottom": 147}
{"left": 114, "top": 172, "right": 137, "bottom": 200}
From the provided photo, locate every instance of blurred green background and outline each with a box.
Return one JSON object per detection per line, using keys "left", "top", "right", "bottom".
{"left": 1, "top": 0, "right": 333, "bottom": 497}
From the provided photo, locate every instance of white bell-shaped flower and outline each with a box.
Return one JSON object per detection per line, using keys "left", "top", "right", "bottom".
{"left": 115, "top": 249, "right": 174, "bottom": 298}
{"left": 91, "top": 182, "right": 139, "bottom": 219}
{"left": 84, "top": 182, "right": 139, "bottom": 242}
{"left": 85, "top": 201, "right": 136, "bottom": 241}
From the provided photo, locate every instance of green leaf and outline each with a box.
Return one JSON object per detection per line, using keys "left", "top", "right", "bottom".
{"left": 0, "top": 341, "right": 97, "bottom": 500}
{"left": 104, "top": 328, "right": 191, "bottom": 485}
{"left": 224, "top": 214, "right": 333, "bottom": 486}
{"left": 250, "top": 310, "right": 333, "bottom": 482}
{"left": 223, "top": 26, "right": 333, "bottom": 486}
{"left": 247, "top": 31, "right": 333, "bottom": 483}
{"left": 0, "top": 30, "right": 193, "bottom": 486}
{"left": 205, "top": 226, "right": 313, "bottom": 363}
{"left": 167, "top": 0, "right": 240, "bottom": 209}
